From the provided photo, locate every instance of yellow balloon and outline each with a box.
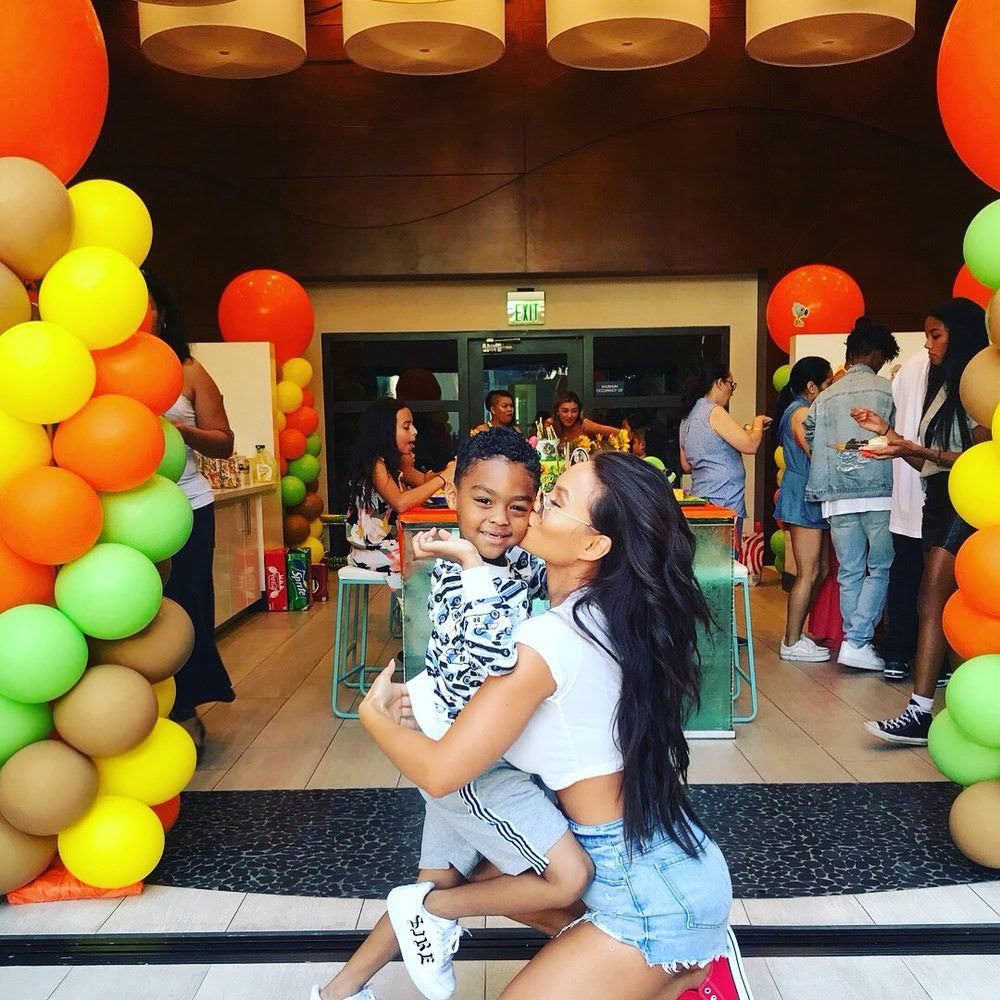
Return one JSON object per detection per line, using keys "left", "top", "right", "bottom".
{"left": 39, "top": 247, "right": 148, "bottom": 350}
{"left": 151, "top": 677, "right": 176, "bottom": 719}
{"left": 992, "top": 402, "right": 1000, "bottom": 444}
{"left": 774, "top": 446, "right": 786, "bottom": 471}
{"left": 302, "top": 536, "right": 325, "bottom": 564}
{"left": 58, "top": 795, "right": 164, "bottom": 889}
{"left": 282, "top": 357, "right": 313, "bottom": 388}
{"left": 0, "top": 321, "right": 95, "bottom": 424}
{"left": 68, "top": 180, "right": 153, "bottom": 266}
{"left": 0, "top": 410, "right": 51, "bottom": 491}
{"left": 95, "top": 717, "right": 196, "bottom": 806}
{"left": 274, "top": 410, "right": 287, "bottom": 433}
{"left": 309, "top": 518, "right": 323, "bottom": 539}
{"left": 776, "top": 469, "right": 784, "bottom": 486}
{"left": 949, "top": 441, "right": 1000, "bottom": 530}
{"left": 276, "top": 380, "right": 304, "bottom": 414}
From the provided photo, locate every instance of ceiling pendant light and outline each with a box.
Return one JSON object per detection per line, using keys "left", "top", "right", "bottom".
{"left": 545, "top": 0, "right": 710, "bottom": 71}
{"left": 746, "top": 0, "right": 915, "bottom": 67}
{"left": 343, "top": 0, "right": 505, "bottom": 76}
{"left": 138, "top": 0, "right": 306, "bottom": 78}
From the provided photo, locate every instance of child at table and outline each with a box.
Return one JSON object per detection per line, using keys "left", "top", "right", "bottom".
{"left": 315, "top": 427, "right": 592, "bottom": 1000}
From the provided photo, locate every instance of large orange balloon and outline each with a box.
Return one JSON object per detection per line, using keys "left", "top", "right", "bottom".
{"left": 955, "top": 526, "right": 1000, "bottom": 619}
{"left": 943, "top": 590, "right": 1000, "bottom": 661}
{"left": 279, "top": 429, "right": 307, "bottom": 461}
{"left": 0, "top": 537, "right": 55, "bottom": 614}
{"left": 92, "top": 334, "right": 184, "bottom": 416}
{"left": 53, "top": 396, "right": 164, "bottom": 493}
{"left": 953, "top": 264, "right": 994, "bottom": 309}
{"left": 938, "top": 1, "right": 1000, "bottom": 193}
{"left": 766, "top": 265, "right": 865, "bottom": 353}
{"left": 0, "top": 467, "right": 102, "bottom": 566}
{"left": 217, "top": 270, "right": 314, "bottom": 364}
{"left": 286, "top": 406, "right": 319, "bottom": 436}
{"left": 0, "top": 0, "right": 108, "bottom": 183}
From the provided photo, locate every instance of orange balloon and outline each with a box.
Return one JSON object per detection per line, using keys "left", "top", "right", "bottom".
{"left": 286, "top": 406, "right": 319, "bottom": 436}
{"left": 139, "top": 301, "right": 154, "bottom": 334}
{"left": 0, "top": 468, "right": 102, "bottom": 566}
{"left": 766, "top": 265, "right": 865, "bottom": 353}
{"left": 953, "top": 264, "right": 995, "bottom": 308}
{"left": 279, "top": 429, "right": 307, "bottom": 461}
{"left": 939, "top": 1, "right": 1000, "bottom": 193}
{"left": 280, "top": 456, "right": 288, "bottom": 476}
{"left": 943, "top": 589, "right": 1000, "bottom": 661}
{"left": 52, "top": 396, "right": 164, "bottom": 493}
{"left": 0, "top": 1, "right": 108, "bottom": 183}
{"left": 92, "top": 334, "right": 184, "bottom": 416}
{"left": 301, "top": 388, "right": 314, "bottom": 408}
{"left": 955, "top": 526, "right": 1000, "bottom": 618}
{"left": 218, "top": 270, "right": 314, "bottom": 364}
{"left": 151, "top": 795, "right": 180, "bottom": 834}
{"left": 0, "top": 536, "right": 55, "bottom": 613}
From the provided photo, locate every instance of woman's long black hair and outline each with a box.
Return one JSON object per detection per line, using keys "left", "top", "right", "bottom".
{"left": 680, "top": 362, "right": 729, "bottom": 418}
{"left": 924, "top": 298, "right": 988, "bottom": 451}
{"left": 572, "top": 452, "right": 711, "bottom": 855}
{"left": 346, "top": 397, "right": 407, "bottom": 510}
{"left": 773, "top": 356, "right": 832, "bottom": 425}
{"left": 141, "top": 268, "right": 190, "bottom": 362}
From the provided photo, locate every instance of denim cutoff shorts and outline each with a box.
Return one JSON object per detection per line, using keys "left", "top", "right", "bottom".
{"left": 568, "top": 817, "right": 732, "bottom": 972}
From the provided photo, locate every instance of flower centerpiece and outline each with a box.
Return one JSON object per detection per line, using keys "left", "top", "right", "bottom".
{"left": 533, "top": 421, "right": 630, "bottom": 492}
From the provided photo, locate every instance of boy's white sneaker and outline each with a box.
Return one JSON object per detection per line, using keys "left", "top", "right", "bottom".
{"left": 387, "top": 882, "right": 461, "bottom": 1000}
{"left": 837, "top": 641, "right": 884, "bottom": 672}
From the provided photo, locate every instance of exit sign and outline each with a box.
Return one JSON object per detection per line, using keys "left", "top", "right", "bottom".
{"left": 507, "top": 290, "right": 545, "bottom": 326}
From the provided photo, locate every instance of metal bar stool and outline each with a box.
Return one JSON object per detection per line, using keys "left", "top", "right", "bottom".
{"left": 731, "top": 560, "right": 758, "bottom": 724}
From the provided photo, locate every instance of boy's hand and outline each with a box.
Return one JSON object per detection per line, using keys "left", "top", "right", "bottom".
{"left": 412, "top": 528, "right": 483, "bottom": 570}
{"left": 360, "top": 662, "right": 418, "bottom": 730}
{"left": 850, "top": 407, "right": 890, "bottom": 435}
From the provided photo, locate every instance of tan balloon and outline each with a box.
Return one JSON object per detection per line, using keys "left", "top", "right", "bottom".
{"left": 0, "top": 158, "right": 73, "bottom": 281}
{"left": 0, "top": 261, "right": 31, "bottom": 333}
{"left": 54, "top": 664, "right": 159, "bottom": 758}
{"left": 950, "top": 779, "right": 1000, "bottom": 869}
{"left": 87, "top": 598, "right": 194, "bottom": 683}
{"left": 0, "top": 813, "right": 56, "bottom": 893}
{"left": 0, "top": 740, "right": 98, "bottom": 836}
{"left": 989, "top": 291, "right": 1000, "bottom": 349}
{"left": 960, "top": 346, "right": 1000, "bottom": 428}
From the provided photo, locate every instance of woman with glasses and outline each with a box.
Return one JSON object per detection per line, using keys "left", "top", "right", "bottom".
{"left": 679, "top": 364, "right": 771, "bottom": 538}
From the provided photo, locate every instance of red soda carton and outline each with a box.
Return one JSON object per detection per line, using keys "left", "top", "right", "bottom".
{"left": 311, "top": 562, "right": 329, "bottom": 603}
{"left": 264, "top": 548, "right": 288, "bottom": 611}
{"left": 286, "top": 548, "right": 311, "bottom": 611}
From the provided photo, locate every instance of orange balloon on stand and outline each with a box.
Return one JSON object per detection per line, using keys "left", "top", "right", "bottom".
{"left": 53, "top": 396, "right": 164, "bottom": 493}
{"left": 280, "top": 457, "right": 288, "bottom": 476}
{"left": 286, "top": 406, "right": 319, "bottom": 436}
{"left": 217, "top": 270, "right": 314, "bottom": 364}
{"left": 766, "top": 265, "right": 865, "bottom": 353}
{"left": 151, "top": 795, "right": 180, "bottom": 834}
{"left": 938, "top": 0, "right": 1000, "bottom": 193}
{"left": 955, "top": 526, "right": 1000, "bottom": 618}
{"left": 953, "top": 264, "right": 995, "bottom": 309}
{"left": 301, "top": 388, "right": 314, "bottom": 408}
{"left": 943, "top": 590, "right": 1000, "bottom": 661}
{"left": 0, "top": 1, "right": 108, "bottom": 183}
{"left": 278, "top": 429, "right": 307, "bottom": 461}
{"left": 0, "top": 468, "right": 102, "bottom": 566}
{"left": 92, "top": 334, "right": 184, "bottom": 416}
{"left": 0, "top": 537, "right": 55, "bottom": 614}
{"left": 139, "top": 301, "right": 154, "bottom": 333}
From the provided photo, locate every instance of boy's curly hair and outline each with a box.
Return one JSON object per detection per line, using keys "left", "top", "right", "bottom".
{"left": 456, "top": 427, "right": 540, "bottom": 488}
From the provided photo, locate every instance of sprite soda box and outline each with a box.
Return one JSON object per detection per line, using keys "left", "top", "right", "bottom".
{"left": 286, "top": 548, "right": 311, "bottom": 611}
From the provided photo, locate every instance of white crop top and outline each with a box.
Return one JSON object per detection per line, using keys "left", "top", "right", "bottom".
{"left": 504, "top": 598, "right": 623, "bottom": 790}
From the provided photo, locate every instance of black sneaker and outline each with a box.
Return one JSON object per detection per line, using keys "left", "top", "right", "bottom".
{"left": 864, "top": 703, "right": 932, "bottom": 745}
{"left": 937, "top": 669, "right": 953, "bottom": 689}
{"left": 882, "top": 660, "right": 908, "bottom": 682}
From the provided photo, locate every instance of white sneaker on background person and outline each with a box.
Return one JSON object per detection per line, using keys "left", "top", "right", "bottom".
{"left": 310, "top": 987, "right": 376, "bottom": 1000}
{"left": 837, "top": 641, "right": 885, "bottom": 671}
{"left": 386, "top": 881, "right": 462, "bottom": 1000}
{"left": 780, "top": 636, "right": 830, "bottom": 662}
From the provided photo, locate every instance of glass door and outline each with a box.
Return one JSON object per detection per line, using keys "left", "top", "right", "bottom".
{"left": 467, "top": 336, "right": 584, "bottom": 435}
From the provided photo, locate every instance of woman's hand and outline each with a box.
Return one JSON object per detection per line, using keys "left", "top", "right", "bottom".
{"left": 752, "top": 415, "right": 773, "bottom": 431}
{"left": 851, "top": 408, "right": 890, "bottom": 435}
{"left": 864, "top": 438, "right": 914, "bottom": 460}
{"left": 412, "top": 528, "right": 483, "bottom": 569}
{"left": 360, "top": 663, "right": 417, "bottom": 730}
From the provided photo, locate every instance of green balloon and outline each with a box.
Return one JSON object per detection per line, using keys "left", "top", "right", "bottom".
{"left": 964, "top": 200, "right": 1000, "bottom": 289}
{"left": 946, "top": 654, "right": 1000, "bottom": 749}
{"left": 644, "top": 456, "right": 666, "bottom": 471}
{"left": 772, "top": 365, "right": 791, "bottom": 392}
{"left": 55, "top": 543, "right": 162, "bottom": 641}
{"left": 157, "top": 419, "right": 186, "bottom": 483}
{"left": 281, "top": 475, "right": 306, "bottom": 508}
{"left": 769, "top": 530, "right": 785, "bottom": 559}
{"left": 0, "top": 693, "right": 52, "bottom": 767}
{"left": 305, "top": 433, "right": 322, "bottom": 458}
{"left": 0, "top": 605, "right": 87, "bottom": 704}
{"left": 287, "top": 453, "right": 320, "bottom": 483}
{"left": 929, "top": 708, "right": 1000, "bottom": 786}
{"left": 99, "top": 475, "right": 194, "bottom": 563}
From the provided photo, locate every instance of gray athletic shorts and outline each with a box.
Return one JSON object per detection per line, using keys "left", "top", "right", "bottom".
{"left": 419, "top": 761, "right": 568, "bottom": 878}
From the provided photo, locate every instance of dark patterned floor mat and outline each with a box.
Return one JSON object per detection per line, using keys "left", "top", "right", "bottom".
{"left": 150, "top": 783, "right": 996, "bottom": 899}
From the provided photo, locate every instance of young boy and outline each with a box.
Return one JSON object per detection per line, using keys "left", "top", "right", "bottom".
{"left": 315, "top": 428, "right": 591, "bottom": 1000}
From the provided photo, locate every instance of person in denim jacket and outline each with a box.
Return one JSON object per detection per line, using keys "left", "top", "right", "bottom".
{"left": 804, "top": 319, "right": 900, "bottom": 672}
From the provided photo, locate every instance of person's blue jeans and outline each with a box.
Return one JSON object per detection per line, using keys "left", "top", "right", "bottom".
{"left": 828, "top": 510, "right": 893, "bottom": 646}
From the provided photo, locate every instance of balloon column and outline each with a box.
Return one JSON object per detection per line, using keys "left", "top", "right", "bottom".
{"left": 0, "top": 158, "right": 197, "bottom": 897}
